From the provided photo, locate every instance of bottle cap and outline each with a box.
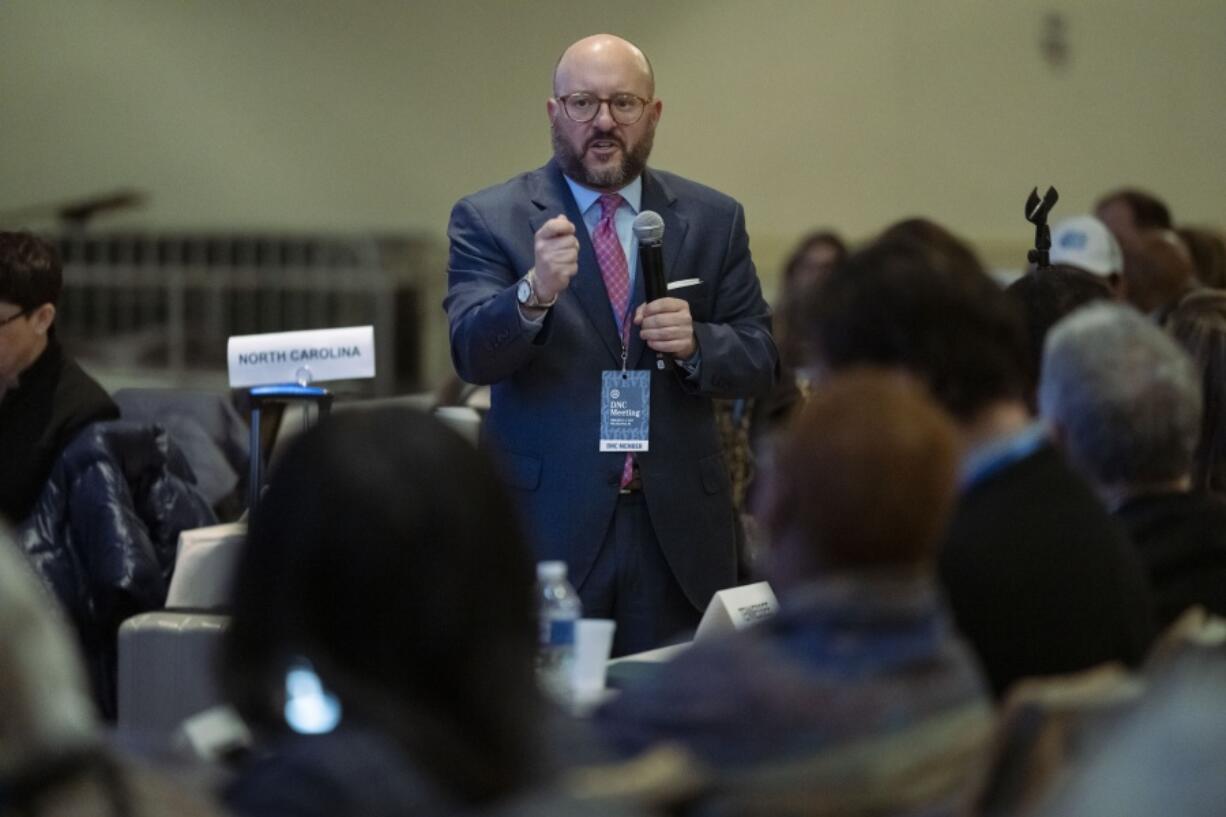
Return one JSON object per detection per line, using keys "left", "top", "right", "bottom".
{"left": 537, "top": 560, "right": 567, "bottom": 581}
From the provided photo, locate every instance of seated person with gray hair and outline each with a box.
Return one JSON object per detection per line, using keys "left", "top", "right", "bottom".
{"left": 1039, "top": 302, "right": 1226, "bottom": 628}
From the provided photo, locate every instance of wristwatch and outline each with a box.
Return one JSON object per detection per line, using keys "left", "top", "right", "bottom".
{"left": 516, "top": 269, "right": 558, "bottom": 309}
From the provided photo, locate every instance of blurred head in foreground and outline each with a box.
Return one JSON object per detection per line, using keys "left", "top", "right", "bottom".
{"left": 804, "top": 224, "right": 1030, "bottom": 426}
{"left": 221, "top": 407, "right": 543, "bottom": 805}
{"left": 0, "top": 526, "right": 97, "bottom": 776}
{"left": 0, "top": 530, "right": 221, "bottom": 816}
{"left": 1006, "top": 264, "right": 1113, "bottom": 401}
{"left": 1036, "top": 651, "right": 1226, "bottom": 817}
{"left": 765, "top": 369, "right": 961, "bottom": 584}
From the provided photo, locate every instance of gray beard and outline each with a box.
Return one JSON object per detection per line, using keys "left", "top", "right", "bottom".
{"left": 551, "top": 125, "right": 654, "bottom": 190}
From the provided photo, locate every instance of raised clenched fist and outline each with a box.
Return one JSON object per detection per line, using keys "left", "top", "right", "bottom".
{"left": 532, "top": 215, "right": 580, "bottom": 302}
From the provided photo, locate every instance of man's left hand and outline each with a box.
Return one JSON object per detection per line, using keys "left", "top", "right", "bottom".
{"left": 634, "top": 297, "right": 696, "bottom": 359}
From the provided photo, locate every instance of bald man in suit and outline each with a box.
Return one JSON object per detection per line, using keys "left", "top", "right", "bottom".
{"left": 445, "top": 34, "right": 776, "bottom": 654}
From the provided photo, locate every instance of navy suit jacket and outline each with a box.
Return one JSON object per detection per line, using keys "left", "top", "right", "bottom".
{"left": 445, "top": 160, "right": 777, "bottom": 608}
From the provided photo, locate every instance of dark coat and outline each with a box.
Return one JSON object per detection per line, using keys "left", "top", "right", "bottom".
{"left": 1115, "top": 491, "right": 1226, "bottom": 629}
{"left": 445, "top": 160, "right": 777, "bottom": 611}
{"left": 939, "top": 443, "right": 1154, "bottom": 698}
{"left": 0, "top": 336, "right": 119, "bottom": 523}
{"left": 15, "top": 421, "right": 216, "bottom": 717}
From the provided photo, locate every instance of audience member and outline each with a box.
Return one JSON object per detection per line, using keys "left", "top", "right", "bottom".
{"left": 0, "top": 527, "right": 221, "bottom": 817}
{"left": 1094, "top": 188, "right": 1172, "bottom": 251}
{"left": 1039, "top": 302, "right": 1226, "bottom": 628}
{"left": 1005, "top": 264, "right": 1112, "bottom": 401}
{"left": 1124, "top": 228, "right": 1197, "bottom": 320}
{"left": 598, "top": 370, "right": 992, "bottom": 816}
{"left": 1048, "top": 215, "right": 1125, "bottom": 295}
{"left": 220, "top": 407, "right": 616, "bottom": 817}
{"left": 1032, "top": 648, "right": 1226, "bottom": 817}
{"left": 968, "top": 612, "right": 1226, "bottom": 817}
{"left": 879, "top": 216, "right": 986, "bottom": 277}
{"left": 781, "top": 229, "right": 847, "bottom": 294}
{"left": 804, "top": 228, "right": 1153, "bottom": 697}
{"left": 0, "top": 231, "right": 118, "bottom": 524}
{"left": 775, "top": 229, "right": 848, "bottom": 379}
{"left": 718, "top": 229, "right": 850, "bottom": 580}
{"left": 1177, "top": 226, "right": 1226, "bottom": 289}
{"left": 1165, "top": 289, "right": 1226, "bottom": 498}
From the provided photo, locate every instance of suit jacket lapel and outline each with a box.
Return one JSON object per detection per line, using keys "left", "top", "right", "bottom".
{"left": 529, "top": 161, "right": 624, "bottom": 365}
{"left": 630, "top": 168, "right": 690, "bottom": 368}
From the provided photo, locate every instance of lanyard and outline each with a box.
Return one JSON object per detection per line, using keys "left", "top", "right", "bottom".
{"left": 615, "top": 297, "right": 634, "bottom": 376}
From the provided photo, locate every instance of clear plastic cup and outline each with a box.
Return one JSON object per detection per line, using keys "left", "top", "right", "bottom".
{"left": 571, "top": 618, "right": 617, "bottom": 704}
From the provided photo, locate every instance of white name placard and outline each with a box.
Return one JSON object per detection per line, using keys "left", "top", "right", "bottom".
{"left": 227, "top": 326, "right": 375, "bottom": 388}
{"left": 166, "top": 522, "right": 246, "bottom": 609}
{"left": 695, "top": 581, "right": 779, "bottom": 641}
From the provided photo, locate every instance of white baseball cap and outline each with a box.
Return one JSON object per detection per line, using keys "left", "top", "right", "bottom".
{"left": 1049, "top": 215, "right": 1124, "bottom": 278}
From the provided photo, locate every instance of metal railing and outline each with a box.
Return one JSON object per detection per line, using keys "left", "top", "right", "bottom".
{"left": 54, "top": 232, "right": 439, "bottom": 395}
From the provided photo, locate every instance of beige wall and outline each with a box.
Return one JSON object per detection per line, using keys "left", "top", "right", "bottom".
{"left": 3, "top": 0, "right": 1224, "bottom": 288}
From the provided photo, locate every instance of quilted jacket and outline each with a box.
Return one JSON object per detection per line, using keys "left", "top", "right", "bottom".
{"left": 15, "top": 421, "right": 216, "bottom": 718}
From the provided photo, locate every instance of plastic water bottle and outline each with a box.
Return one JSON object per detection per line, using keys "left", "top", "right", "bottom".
{"left": 537, "top": 560, "right": 582, "bottom": 703}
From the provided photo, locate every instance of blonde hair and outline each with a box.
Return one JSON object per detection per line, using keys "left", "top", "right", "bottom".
{"left": 0, "top": 527, "right": 98, "bottom": 775}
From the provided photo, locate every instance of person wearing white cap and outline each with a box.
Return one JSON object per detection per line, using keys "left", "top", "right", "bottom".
{"left": 1050, "top": 215, "right": 1125, "bottom": 296}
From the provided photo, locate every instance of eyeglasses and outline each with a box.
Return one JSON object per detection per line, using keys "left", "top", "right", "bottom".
{"left": 0, "top": 308, "right": 29, "bottom": 329}
{"left": 556, "top": 92, "right": 652, "bottom": 125}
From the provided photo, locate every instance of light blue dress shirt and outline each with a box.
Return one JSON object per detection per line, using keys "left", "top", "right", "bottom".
{"left": 519, "top": 173, "right": 699, "bottom": 372}
{"left": 518, "top": 175, "right": 640, "bottom": 331}
{"left": 563, "top": 174, "right": 643, "bottom": 326}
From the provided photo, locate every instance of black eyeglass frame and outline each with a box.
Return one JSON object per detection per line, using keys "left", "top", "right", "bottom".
{"left": 555, "top": 92, "right": 653, "bottom": 125}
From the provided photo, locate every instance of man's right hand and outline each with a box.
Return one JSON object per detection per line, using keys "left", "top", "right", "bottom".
{"left": 533, "top": 215, "right": 579, "bottom": 302}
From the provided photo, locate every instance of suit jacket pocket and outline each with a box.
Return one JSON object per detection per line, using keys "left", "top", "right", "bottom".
{"left": 499, "top": 451, "right": 542, "bottom": 491}
{"left": 669, "top": 279, "right": 711, "bottom": 323}
{"left": 699, "top": 451, "right": 729, "bottom": 496}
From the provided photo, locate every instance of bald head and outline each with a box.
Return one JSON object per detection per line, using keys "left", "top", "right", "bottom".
{"left": 547, "top": 33, "right": 662, "bottom": 192}
{"left": 553, "top": 34, "right": 654, "bottom": 97}
{"left": 1125, "top": 229, "right": 1196, "bottom": 314}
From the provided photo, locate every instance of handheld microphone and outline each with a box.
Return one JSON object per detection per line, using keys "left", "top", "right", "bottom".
{"left": 633, "top": 210, "right": 667, "bottom": 302}
{"left": 633, "top": 211, "right": 668, "bottom": 370}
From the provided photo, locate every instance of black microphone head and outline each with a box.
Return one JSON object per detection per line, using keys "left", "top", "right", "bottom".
{"left": 633, "top": 210, "right": 665, "bottom": 245}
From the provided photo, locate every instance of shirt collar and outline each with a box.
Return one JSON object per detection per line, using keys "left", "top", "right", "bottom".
{"left": 562, "top": 173, "right": 643, "bottom": 217}
{"left": 959, "top": 419, "right": 1050, "bottom": 490}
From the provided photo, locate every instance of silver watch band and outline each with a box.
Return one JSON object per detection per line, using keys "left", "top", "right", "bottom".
{"left": 527, "top": 269, "right": 558, "bottom": 308}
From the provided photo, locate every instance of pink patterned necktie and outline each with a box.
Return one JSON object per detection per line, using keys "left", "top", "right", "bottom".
{"left": 594, "top": 193, "right": 631, "bottom": 341}
{"left": 593, "top": 193, "right": 636, "bottom": 488}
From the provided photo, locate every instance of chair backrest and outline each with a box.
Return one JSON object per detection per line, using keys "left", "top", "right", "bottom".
{"left": 114, "top": 388, "right": 249, "bottom": 518}
{"left": 117, "top": 611, "right": 230, "bottom": 742}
